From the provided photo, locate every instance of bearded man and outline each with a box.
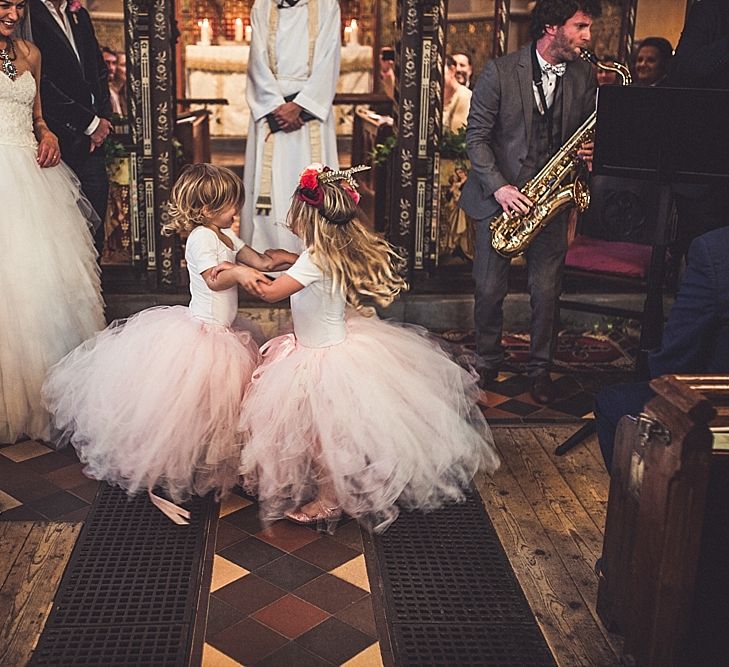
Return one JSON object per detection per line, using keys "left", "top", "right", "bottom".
{"left": 459, "top": 0, "right": 599, "bottom": 403}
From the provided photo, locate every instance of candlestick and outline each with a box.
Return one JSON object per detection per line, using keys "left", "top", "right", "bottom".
{"left": 350, "top": 19, "right": 359, "bottom": 46}
{"left": 234, "top": 17, "right": 243, "bottom": 43}
{"left": 245, "top": 24, "right": 252, "bottom": 44}
{"left": 344, "top": 25, "right": 352, "bottom": 46}
{"left": 198, "top": 18, "right": 211, "bottom": 46}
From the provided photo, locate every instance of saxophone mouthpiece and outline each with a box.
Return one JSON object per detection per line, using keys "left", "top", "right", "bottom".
{"left": 579, "top": 48, "right": 598, "bottom": 65}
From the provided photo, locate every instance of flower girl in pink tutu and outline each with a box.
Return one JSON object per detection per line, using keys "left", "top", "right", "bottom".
{"left": 43, "top": 164, "right": 289, "bottom": 522}
{"left": 235, "top": 163, "right": 500, "bottom": 533}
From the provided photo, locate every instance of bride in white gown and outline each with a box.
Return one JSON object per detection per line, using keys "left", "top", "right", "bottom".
{"left": 0, "top": 12, "right": 104, "bottom": 443}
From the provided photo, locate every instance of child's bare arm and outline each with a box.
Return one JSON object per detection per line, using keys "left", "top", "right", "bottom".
{"left": 264, "top": 249, "right": 299, "bottom": 270}
{"left": 236, "top": 245, "right": 275, "bottom": 271}
{"left": 258, "top": 275, "right": 305, "bottom": 303}
{"left": 204, "top": 265, "right": 272, "bottom": 296}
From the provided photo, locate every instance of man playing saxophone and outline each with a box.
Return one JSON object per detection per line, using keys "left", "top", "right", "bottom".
{"left": 460, "top": 0, "right": 599, "bottom": 404}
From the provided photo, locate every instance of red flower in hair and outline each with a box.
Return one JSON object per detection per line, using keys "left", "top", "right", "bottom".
{"left": 300, "top": 169, "right": 320, "bottom": 190}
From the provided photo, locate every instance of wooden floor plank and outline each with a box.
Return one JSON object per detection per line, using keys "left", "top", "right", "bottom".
{"left": 0, "top": 522, "right": 81, "bottom": 667}
{"left": 479, "top": 425, "right": 622, "bottom": 666}
{"left": 475, "top": 466, "right": 618, "bottom": 667}
{"left": 0, "top": 522, "right": 35, "bottom": 588}
{"left": 534, "top": 428, "right": 610, "bottom": 530}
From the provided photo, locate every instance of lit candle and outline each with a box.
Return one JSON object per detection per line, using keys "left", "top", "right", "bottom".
{"left": 344, "top": 25, "right": 352, "bottom": 45}
{"left": 350, "top": 18, "right": 359, "bottom": 46}
{"left": 198, "top": 18, "right": 211, "bottom": 46}
{"left": 234, "top": 17, "right": 244, "bottom": 42}
{"left": 245, "top": 24, "right": 252, "bottom": 44}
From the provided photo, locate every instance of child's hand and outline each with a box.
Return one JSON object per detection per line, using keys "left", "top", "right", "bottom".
{"left": 237, "top": 266, "right": 272, "bottom": 297}
{"left": 265, "top": 248, "right": 299, "bottom": 269}
{"left": 211, "top": 261, "right": 237, "bottom": 281}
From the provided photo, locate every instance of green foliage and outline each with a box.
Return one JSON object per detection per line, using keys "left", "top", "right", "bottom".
{"left": 369, "top": 134, "right": 397, "bottom": 166}
{"left": 440, "top": 127, "right": 467, "bottom": 160}
{"left": 367, "top": 127, "right": 468, "bottom": 166}
{"left": 103, "top": 137, "right": 127, "bottom": 166}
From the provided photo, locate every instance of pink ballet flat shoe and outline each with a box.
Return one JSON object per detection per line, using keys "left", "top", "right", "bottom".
{"left": 284, "top": 503, "right": 342, "bottom": 534}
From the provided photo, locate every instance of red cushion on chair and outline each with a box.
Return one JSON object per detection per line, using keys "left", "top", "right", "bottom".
{"left": 565, "top": 234, "right": 653, "bottom": 278}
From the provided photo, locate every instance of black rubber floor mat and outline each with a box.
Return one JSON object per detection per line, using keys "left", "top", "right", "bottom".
{"left": 30, "top": 484, "right": 216, "bottom": 666}
{"left": 370, "top": 488, "right": 555, "bottom": 666}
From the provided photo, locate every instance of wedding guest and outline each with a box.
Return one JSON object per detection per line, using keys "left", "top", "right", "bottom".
{"left": 452, "top": 51, "right": 474, "bottom": 89}
{"left": 101, "top": 46, "right": 122, "bottom": 115}
{"left": 443, "top": 55, "right": 472, "bottom": 132}
{"left": 633, "top": 36, "right": 672, "bottom": 87}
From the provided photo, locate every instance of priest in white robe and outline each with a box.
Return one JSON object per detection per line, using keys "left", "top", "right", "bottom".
{"left": 243, "top": 0, "right": 341, "bottom": 253}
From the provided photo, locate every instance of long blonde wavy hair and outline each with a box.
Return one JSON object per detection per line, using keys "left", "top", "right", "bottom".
{"left": 163, "top": 164, "right": 245, "bottom": 236}
{"left": 289, "top": 180, "right": 408, "bottom": 310}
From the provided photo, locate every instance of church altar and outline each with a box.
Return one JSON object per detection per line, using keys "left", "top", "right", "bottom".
{"left": 185, "top": 43, "right": 373, "bottom": 136}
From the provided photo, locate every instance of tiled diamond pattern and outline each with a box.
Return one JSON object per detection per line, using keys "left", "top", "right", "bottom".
{"left": 204, "top": 490, "right": 381, "bottom": 666}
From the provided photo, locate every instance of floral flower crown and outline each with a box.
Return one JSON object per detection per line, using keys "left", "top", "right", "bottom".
{"left": 296, "top": 163, "right": 370, "bottom": 221}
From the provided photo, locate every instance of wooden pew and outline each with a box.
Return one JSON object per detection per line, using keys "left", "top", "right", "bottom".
{"left": 597, "top": 375, "right": 729, "bottom": 666}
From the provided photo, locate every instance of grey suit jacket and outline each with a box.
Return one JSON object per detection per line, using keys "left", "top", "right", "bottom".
{"left": 459, "top": 44, "right": 596, "bottom": 221}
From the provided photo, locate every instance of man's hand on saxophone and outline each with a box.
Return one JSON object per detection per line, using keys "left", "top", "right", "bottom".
{"left": 494, "top": 184, "right": 534, "bottom": 216}
{"left": 577, "top": 140, "right": 594, "bottom": 171}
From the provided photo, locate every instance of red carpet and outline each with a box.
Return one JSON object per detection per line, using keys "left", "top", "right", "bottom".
{"left": 439, "top": 329, "right": 638, "bottom": 372}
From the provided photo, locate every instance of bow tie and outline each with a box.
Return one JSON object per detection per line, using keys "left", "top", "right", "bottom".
{"left": 277, "top": 0, "right": 300, "bottom": 7}
{"left": 542, "top": 62, "right": 567, "bottom": 77}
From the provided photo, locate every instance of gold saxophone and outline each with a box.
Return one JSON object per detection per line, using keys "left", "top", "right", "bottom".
{"left": 489, "top": 49, "right": 632, "bottom": 258}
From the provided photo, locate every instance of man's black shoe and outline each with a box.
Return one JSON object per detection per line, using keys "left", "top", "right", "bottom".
{"left": 529, "top": 371, "right": 555, "bottom": 404}
{"left": 478, "top": 368, "right": 499, "bottom": 388}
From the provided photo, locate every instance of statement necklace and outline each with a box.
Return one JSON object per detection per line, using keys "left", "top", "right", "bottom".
{"left": 0, "top": 37, "right": 18, "bottom": 81}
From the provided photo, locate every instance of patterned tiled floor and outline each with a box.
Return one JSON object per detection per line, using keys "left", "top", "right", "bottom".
{"left": 0, "top": 365, "right": 631, "bottom": 666}
{"left": 0, "top": 440, "right": 98, "bottom": 521}
{"left": 204, "top": 492, "right": 380, "bottom": 666}
{"left": 477, "top": 369, "right": 632, "bottom": 422}
{"left": 0, "top": 368, "right": 628, "bottom": 523}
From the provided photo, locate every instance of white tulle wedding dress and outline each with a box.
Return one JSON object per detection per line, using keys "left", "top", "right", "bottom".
{"left": 0, "top": 70, "right": 104, "bottom": 443}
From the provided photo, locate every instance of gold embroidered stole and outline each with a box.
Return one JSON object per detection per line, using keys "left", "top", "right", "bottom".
{"left": 256, "top": 0, "right": 322, "bottom": 215}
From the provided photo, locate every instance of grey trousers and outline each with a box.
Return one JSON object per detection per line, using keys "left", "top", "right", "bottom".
{"left": 473, "top": 213, "right": 568, "bottom": 375}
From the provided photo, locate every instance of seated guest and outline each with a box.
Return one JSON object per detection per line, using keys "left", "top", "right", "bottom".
{"left": 633, "top": 37, "right": 673, "bottom": 87}
{"left": 443, "top": 55, "right": 472, "bottom": 132}
{"left": 595, "top": 54, "right": 620, "bottom": 86}
{"left": 113, "top": 51, "right": 128, "bottom": 116}
{"left": 452, "top": 51, "right": 474, "bottom": 89}
{"left": 595, "top": 226, "right": 729, "bottom": 471}
{"left": 101, "top": 47, "right": 123, "bottom": 116}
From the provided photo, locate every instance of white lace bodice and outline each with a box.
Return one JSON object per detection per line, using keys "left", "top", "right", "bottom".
{"left": 0, "top": 71, "right": 37, "bottom": 149}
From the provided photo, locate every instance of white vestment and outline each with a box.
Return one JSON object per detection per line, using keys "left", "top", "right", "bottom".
{"left": 242, "top": 0, "right": 341, "bottom": 253}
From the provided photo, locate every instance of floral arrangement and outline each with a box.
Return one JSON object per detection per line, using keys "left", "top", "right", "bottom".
{"left": 296, "top": 163, "right": 369, "bottom": 209}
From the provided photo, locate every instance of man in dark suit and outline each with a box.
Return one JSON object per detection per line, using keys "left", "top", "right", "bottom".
{"left": 29, "top": 0, "right": 113, "bottom": 251}
{"left": 459, "top": 0, "right": 600, "bottom": 403}
{"left": 595, "top": 226, "right": 729, "bottom": 471}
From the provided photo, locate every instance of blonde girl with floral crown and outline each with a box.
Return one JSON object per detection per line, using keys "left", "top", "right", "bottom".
{"left": 43, "top": 164, "right": 292, "bottom": 523}
{"left": 234, "top": 163, "right": 499, "bottom": 533}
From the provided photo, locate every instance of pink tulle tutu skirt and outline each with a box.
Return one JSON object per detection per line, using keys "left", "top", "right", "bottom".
{"left": 43, "top": 306, "right": 260, "bottom": 502}
{"left": 239, "top": 313, "right": 499, "bottom": 532}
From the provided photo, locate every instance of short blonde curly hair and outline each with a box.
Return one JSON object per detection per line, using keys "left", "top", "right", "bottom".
{"left": 163, "top": 163, "right": 245, "bottom": 236}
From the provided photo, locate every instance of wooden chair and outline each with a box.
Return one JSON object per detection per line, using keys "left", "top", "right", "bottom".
{"left": 175, "top": 108, "right": 212, "bottom": 165}
{"left": 560, "top": 176, "right": 676, "bottom": 374}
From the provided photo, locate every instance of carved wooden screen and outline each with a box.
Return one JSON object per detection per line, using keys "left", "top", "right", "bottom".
{"left": 388, "top": 0, "right": 448, "bottom": 279}
{"left": 124, "top": 0, "right": 180, "bottom": 289}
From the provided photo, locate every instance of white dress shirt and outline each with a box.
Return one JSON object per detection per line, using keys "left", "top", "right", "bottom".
{"left": 41, "top": 0, "right": 100, "bottom": 135}
{"left": 533, "top": 49, "right": 560, "bottom": 113}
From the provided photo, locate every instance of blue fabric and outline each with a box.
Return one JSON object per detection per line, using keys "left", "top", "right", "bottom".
{"left": 595, "top": 227, "right": 729, "bottom": 471}
{"left": 650, "top": 228, "right": 729, "bottom": 377}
